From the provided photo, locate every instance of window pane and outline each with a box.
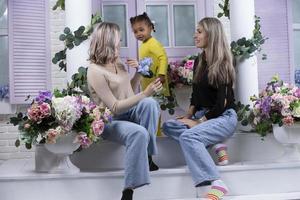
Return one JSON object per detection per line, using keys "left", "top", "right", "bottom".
{"left": 294, "top": 30, "right": 300, "bottom": 69}
{"left": 292, "top": 0, "right": 300, "bottom": 23}
{"left": 173, "top": 5, "right": 195, "bottom": 46}
{"left": 0, "top": 0, "right": 8, "bottom": 30}
{"left": 0, "top": 36, "right": 9, "bottom": 85}
{"left": 146, "top": 5, "right": 169, "bottom": 46}
{"left": 103, "top": 5, "right": 127, "bottom": 47}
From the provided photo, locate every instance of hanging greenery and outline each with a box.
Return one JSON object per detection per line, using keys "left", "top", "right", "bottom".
{"left": 231, "top": 16, "right": 268, "bottom": 61}
{"left": 52, "top": 0, "right": 65, "bottom": 11}
{"left": 217, "top": 0, "right": 268, "bottom": 61}
{"left": 52, "top": 13, "right": 102, "bottom": 71}
{"left": 217, "top": 0, "right": 230, "bottom": 19}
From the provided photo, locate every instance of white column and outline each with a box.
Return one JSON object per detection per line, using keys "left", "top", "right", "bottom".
{"left": 65, "top": 0, "right": 91, "bottom": 82}
{"left": 230, "top": 0, "right": 259, "bottom": 106}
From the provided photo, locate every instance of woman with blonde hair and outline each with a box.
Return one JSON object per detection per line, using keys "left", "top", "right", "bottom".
{"left": 163, "top": 17, "right": 237, "bottom": 200}
{"left": 87, "top": 22, "right": 162, "bottom": 200}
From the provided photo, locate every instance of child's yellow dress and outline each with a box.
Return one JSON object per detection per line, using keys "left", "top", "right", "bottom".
{"left": 139, "top": 37, "right": 169, "bottom": 136}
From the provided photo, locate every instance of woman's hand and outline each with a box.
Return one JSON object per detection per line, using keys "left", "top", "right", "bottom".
{"left": 178, "top": 118, "right": 199, "bottom": 128}
{"left": 125, "top": 58, "right": 139, "bottom": 69}
{"left": 158, "top": 75, "right": 166, "bottom": 84}
{"left": 143, "top": 78, "right": 163, "bottom": 97}
{"left": 176, "top": 113, "right": 193, "bottom": 119}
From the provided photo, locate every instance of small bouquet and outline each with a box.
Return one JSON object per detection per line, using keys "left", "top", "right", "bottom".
{"left": 10, "top": 90, "right": 112, "bottom": 149}
{"left": 137, "top": 57, "right": 153, "bottom": 78}
{"left": 168, "top": 55, "right": 197, "bottom": 86}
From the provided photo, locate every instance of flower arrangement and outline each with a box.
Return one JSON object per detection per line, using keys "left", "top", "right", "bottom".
{"left": 168, "top": 55, "right": 198, "bottom": 87}
{"left": 240, "top": 75, "right": 300, "bottom": 137}
{"left": 10, "top": 90, "right": 112, "bottom": 149}
{"left": 0, "top": 84, "right": 9, "bottom": 101}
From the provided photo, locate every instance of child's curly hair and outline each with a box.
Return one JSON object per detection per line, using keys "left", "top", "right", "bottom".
{"left": 130, "top": 12, "right": 156, "bottom": 32}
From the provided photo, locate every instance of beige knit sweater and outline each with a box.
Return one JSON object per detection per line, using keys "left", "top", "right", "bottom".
{"left": 87, "top": 63, "right": 146, "bottom": 115}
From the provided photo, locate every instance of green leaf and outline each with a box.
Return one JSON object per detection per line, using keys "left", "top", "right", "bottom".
{"left": 15, "top": 139, "right": 20, "bottom": 147}
{"left": 168, "top": 109, "right": 175, "bottom": 115}
{"left": 217, "top": 13, "right": 223, "bottom": 18}
{"left": 25, "top": 143, "right": 32, "bottom": 149}
{"left": 64, "top": 27, "right": 71, "bottom": 34}
{"left": 59, "top": 34, "right": 66, "bottom": 41}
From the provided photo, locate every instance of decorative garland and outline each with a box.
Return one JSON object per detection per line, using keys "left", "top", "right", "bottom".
{"left": 218, "top": 0, "right": 268, "bottom": 61}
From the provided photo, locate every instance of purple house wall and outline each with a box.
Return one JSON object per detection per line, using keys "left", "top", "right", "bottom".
{"left": 255, "top": 0, "right": 292, "bottom": 90}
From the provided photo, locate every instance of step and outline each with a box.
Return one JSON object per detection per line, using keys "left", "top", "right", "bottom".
{"left": 1, "top": 159, "right": 300, "bottom": 200}
{"left": 70, "top": 132, "right": 285, "bottom": 171}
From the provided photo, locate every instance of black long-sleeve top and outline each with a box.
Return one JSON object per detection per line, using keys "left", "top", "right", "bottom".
{"left": 190, "top": 57, "right": 236, "bottom": 119}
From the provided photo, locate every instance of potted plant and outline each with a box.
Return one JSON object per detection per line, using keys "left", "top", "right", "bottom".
{"left": 168, "top": 55, "right": 198, "bottom": 111}
{"left": 241, "top": 75, "right": 300, "bottom": 161}
{"left": 9, "top": 90, "right": 112, "bottom": 173}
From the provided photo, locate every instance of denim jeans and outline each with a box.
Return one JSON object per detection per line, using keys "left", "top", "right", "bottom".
{"left": 101, "top": 97, "right": 160, "bottom": 189}
{"left": 162, "top": 108, "right": 237, "bottom": 186}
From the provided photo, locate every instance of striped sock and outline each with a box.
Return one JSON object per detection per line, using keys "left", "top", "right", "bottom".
{"left": 212, "top": 143, "right": 229, "bottom": 166}
{"left": 206, "top": 180, "right": 228, "bottom": 200}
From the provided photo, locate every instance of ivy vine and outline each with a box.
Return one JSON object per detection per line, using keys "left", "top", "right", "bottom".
{"left": 52, "top": 0, "right": 65, "bottom": 11}
{"left": 217, "top": 0, "right": 268, "bottom": 61}
{"left": 52, "top": 13, "right": 102, "bottom": 72}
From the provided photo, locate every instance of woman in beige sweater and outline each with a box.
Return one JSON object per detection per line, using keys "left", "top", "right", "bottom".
{"left": 87, "top": 22, "right": 162, "bottom": 200}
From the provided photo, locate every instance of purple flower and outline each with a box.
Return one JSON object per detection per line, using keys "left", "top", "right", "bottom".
{"left": 260, "top": 96, "right": 272, "bottom": 117}
{"left": 138, "top": 57, "right": 153, "bottom": 77}
{"left": 35, "top": 90, "right": 52, "bottom": 104}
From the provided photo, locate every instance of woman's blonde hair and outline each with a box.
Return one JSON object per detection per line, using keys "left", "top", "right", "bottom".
{"left": 89, "top": 22, "right": 120, "bottom": 65}
{"left": 194, "top": 17, "right": 235, "bottom": 87}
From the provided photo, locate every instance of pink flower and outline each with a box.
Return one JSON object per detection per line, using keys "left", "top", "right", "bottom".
{"left": 294, "top": 88, "right": 300, "bottom": 98}
{"left": 282, "top": 116, "right": 294, "bottom": 126}
{"left": 75, "top": 132, "right": 92, "bottom": 148}
{"left": 92, "top": 119, "right": 105, "bottom": 136}
{"left": 184, "top": 60, "right": 194, "bottom": 69}
{"left": 46, "top": 128, "right": 61, "bottom": 144}
{"left": 24, "top": 124, "right": 31, "bottom": 129}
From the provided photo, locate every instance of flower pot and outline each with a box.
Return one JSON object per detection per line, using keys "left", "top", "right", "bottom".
{"left": 44, "top": 131, "right": 80, "bottom": 174}
{"left": 35, "top": 144, "right": 58, "bottom": 173}
{"left": 173, "top": 85, "right": 192, "bottom": 111}
{"left": 273, "top": 124, "right": 300, "bottom": 162}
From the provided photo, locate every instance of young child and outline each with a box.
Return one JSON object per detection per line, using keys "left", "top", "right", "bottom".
{"left": 129, "top": 12, "right": 169, "bottom": 136}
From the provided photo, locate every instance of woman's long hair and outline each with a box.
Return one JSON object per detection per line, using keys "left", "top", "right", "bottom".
{"left": 89, "top": 22, "right": 120, "bottom": 65}
{"left": 194, "top": 17, "right": 235, "bottom": 87}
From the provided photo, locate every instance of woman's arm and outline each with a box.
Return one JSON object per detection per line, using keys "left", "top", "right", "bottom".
{"left": 130, "top": 72, "right": 142, "bottom": 92}
{"left": 88, "top": 67, "right": 146, "bottom": 115}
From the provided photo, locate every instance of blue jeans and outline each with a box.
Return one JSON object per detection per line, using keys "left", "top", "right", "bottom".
{"left": 162, "top": 108, "right": 237, "bottom": 186}
{"left": 101, "top": 97, "right": 160, "bottom": 189}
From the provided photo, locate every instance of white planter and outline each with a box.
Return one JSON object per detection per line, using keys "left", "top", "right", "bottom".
{"left": 173, "top": 85, "right": 192, "bottom": 111}
{"left": 35, "top": 144, "right": 58, "bottom": 173}
{"left": 44, "top": 131, "right": 81, "bottom": 174}
{"left": 0, "top": 99, "right": 16, "bottom": 114}
{"left": 273, "top": 124, "right": 300, "bottom": 162}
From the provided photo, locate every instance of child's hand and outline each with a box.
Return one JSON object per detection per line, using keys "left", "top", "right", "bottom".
{"left": 158, "top": 75, "right": 166, "bottom": 84}
{"left": 125, "top": 58, "right": 139, "bottom": 69}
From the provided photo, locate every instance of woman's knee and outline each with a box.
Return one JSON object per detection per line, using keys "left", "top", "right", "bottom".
{"left": 129, "top": 126, "right": 150, "bottom": 144}
{"left": 162, "top": 120, "right": 176, "bottom": 136}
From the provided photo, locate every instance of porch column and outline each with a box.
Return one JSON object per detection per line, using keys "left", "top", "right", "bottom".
{"left": 65, "top": 0, "right": 91, "bottom": 82}
{"left": 230, "top": 0, "right": 259, "bottom": 106}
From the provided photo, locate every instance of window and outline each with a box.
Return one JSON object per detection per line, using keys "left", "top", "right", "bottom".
{"left": 102, "top": 4, "right": 128, "bottom": 47}
{"left": 146, "top": 2, "right": 196, "bottom": 47}
{"left": 292, "top": 0, "right": 300, "bottom": 85}
{"left": 0, "top": 0, "right": 8, "bottom": 86}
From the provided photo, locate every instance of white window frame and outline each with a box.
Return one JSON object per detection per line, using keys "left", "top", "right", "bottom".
{"left": 288, "top": 0, "right": 300, "bottom": 83}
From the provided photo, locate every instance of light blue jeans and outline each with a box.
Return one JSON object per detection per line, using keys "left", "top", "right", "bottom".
{"left": 101, "top": 97, "right": 160, "bottom": 189}
{"left": 162, "top": 108, "right": 237, "bottom": 186}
